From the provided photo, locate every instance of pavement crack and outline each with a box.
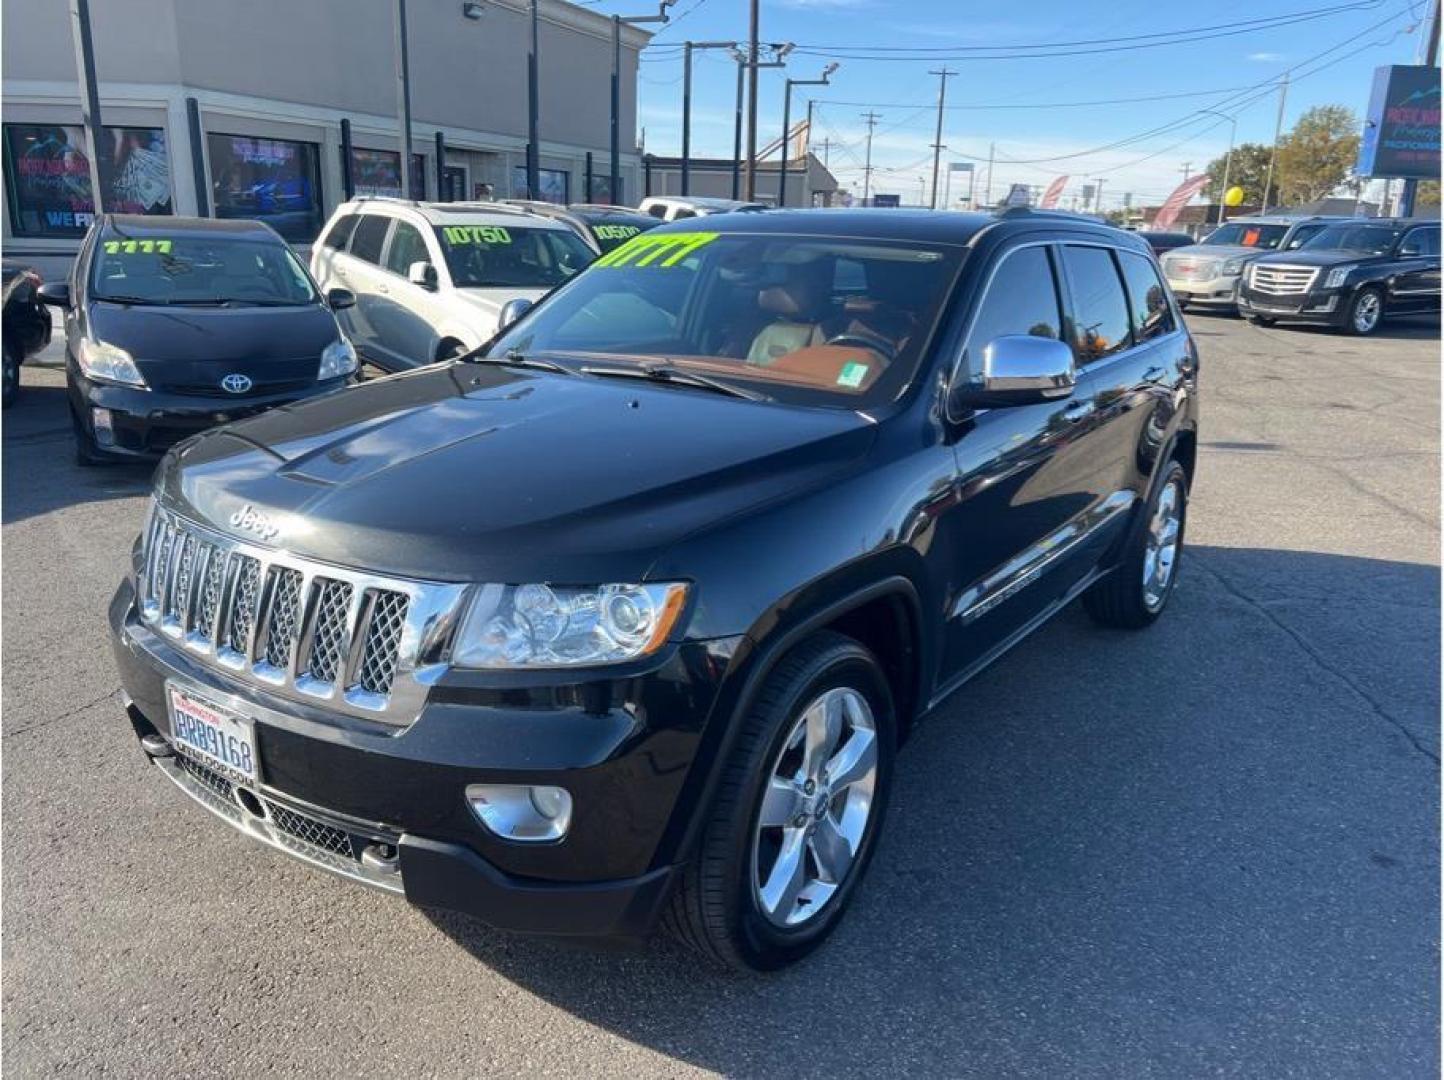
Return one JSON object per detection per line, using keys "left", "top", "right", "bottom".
{"left": 1191, "top": 554, "right": 1439, "bottom": 765}
{"left": 3, "top": 687, "right": 119, "bottom": 740}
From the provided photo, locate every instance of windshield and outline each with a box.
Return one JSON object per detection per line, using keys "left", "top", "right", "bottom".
{"left": 587, "top": 218, "right": 661, "bottom": 253}
{"left": 487, "top": 230, "right": 964, "bottom": 407}
{"left": 1282, "top": 222, "right": 1329, "bottom": 250}
{"left": 1301, "top": 224, "right": 1399, "bottom": 255}
{"left": 434, "top": 224, "right": 595, "bottom": 288}
{"left": 91, "top": 234, "right": 316, "bottom": 305}
{"left": 1201, "top": 223, "right": 1289, "bottom": 249}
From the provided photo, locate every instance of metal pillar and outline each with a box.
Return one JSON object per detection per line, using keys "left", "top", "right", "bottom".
{"left": 67, "top": 0, "right": 107, "bottom": 219}
{"left": 393, "top": 0, "right": 414, "bottom": 198}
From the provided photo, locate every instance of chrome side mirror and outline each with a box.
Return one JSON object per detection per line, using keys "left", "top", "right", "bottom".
{"left": 952, "top": 334, "right": 1076, "bottom": 410}
{"left": 36, "top": 281, "right": 71, "bottom": 307}
{"left": 497, "top": 297, "right": 534, "bottom": 330}
{"left": 408, "top": 260, "right": 438, "bottom": 290}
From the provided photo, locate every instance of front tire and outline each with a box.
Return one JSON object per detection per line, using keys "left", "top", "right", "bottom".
{"left": 2, "top": 346, "right": 18, "bottom": 408}
{"left": 664, "top": 631, "right": 895, "bottom": 971}
{"left": 1247, "top": 314, "right": 1276, "bottom": 327}
{"left": 1084, "top": 459, "right": 1188, "bottom": 629}
{"left": 71, "top": 407, "right": 107, "bottom": 467}
{"left": 1346, "top": 286, "right": 1384, "bottom": 336}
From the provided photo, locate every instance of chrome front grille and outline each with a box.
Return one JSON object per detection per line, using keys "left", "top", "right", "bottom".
{"left": 1249, "top": 263, "right": 1318, "bottom": 296}
{"left": 137, "top": 504, "right": 467, "bottom": 725}
{"left": 1164, "top": 256, "right": 1218, "bottom": 281}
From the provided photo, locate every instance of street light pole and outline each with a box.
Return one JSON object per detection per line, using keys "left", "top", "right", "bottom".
{"left": 611, "top": 1, "right": 672, "bottom": 206}
{"left": 779, "top": 63, "right": 835, "bottom": 207}
{"left": 681, "top": 41, "right": 737, "bottom": 197}
{"left": 527, "top": 0, "right": 540, "bottom": 199}
{"left": 1202, "top": 109, "right": 1237, "bottom": 225}
{"left": 1261, "top": 72, "right": 1289, "bottom": 214}
{"left": 745, "top": 0, "right": 760, "bottom": 199}
{"left": 393, "top": 0, "right": 414, "bottom": 198}
{"left": 67, "top": 0, "right": 106, "bottom": 219}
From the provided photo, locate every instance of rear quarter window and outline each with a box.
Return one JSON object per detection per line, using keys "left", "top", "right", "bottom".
{"left": 1061, "top": 245, "right": 1132, "bottom": 364}
{"left": 322, "top": 214, "right": 359, "bottom": 251}
{"left": 1117, "top": 251, "right": 1175, "bottom": 343}
{"left": 348, "top": 215, "right": 391, "bottom": 264}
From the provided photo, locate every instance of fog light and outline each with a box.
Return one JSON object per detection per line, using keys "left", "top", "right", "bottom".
{"left": 466, "top": 784, "right": 572, "bottom": 842}
{"left": 91, "top": 407, "right": 115, "bottom": 446}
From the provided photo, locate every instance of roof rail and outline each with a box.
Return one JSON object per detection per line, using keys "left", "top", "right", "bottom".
{"left": 431, "top": 201, "right": 540, "bottom": 215}
{"left": 349, "top": 194, "right": 422, "bottom": 207}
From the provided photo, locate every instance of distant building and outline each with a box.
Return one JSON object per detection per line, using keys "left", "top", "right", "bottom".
{"left": 640, "top": 153, "right": 841, "bottom": 208}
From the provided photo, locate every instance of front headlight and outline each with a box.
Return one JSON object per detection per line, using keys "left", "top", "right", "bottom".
{"left": 452, "top": 582, "right": 689, "bottom": 669}
{"left": 318, "top": 337, "right": 358, "bottom": 380}
{"left": 1221, "top": 257, "right": 1245, "bottom": 276}
{"left": 77, "top": 337, "right": 146, "bottom": 387}
{"left": 1324, "top": 264, "right": 1357, "bottom": 289}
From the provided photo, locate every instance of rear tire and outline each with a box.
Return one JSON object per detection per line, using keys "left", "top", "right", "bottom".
{"left": 2, "top": 346, "right": 18, "bottom": 409}
{"left": 1247, "top": 315, "right": 1276, "bottom": 327}
{"left": 1084, "top": 460, "right": 1188, "bottom": 629}
{"left": 663, "top": 631, "right": 895, "bottom": 971}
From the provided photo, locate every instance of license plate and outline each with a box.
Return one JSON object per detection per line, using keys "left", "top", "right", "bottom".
{"left": 167, "top": 685, "right": 259, "bottom": 784}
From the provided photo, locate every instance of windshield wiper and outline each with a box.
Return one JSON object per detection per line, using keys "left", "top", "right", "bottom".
{"left": 578, "top": 361, "right": 767, "bottom": 401}
{"left": 460, "top": 347, "right": 574, "bottom": 375}
{"left": 96, "top": 294, "right": 167, "bottom": 306}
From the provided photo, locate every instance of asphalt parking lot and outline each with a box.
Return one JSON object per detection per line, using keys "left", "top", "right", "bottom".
{"left": 2, "top": 311, "right": 1438, "bottom": 1077}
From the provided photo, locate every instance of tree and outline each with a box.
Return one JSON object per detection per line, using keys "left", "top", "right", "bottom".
{"left": 1275, "top": 105, "right": 1360, "bottom": 206}
{"left": 1416, "top": 180, "right": 1441, "bottom": 209}
{"left": 1202, "top": 142, "right": 1273, "bottom": 205}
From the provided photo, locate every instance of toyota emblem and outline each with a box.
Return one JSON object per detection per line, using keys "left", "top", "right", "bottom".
{"left": 220, "top": 373, "right": 253, "bottom": 394}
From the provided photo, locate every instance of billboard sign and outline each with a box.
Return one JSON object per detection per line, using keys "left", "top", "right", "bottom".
{"left": 871, "top": 193, "right": 900, "bottom": 207}
{"left": 1357, "top": 64, "right": 1441, "bottom": 180}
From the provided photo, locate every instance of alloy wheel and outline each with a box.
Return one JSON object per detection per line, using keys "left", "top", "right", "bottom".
{"left": 751, "top": 687, "right": 878, "bottom": 928}
{"left": 1142, "top": 478, "right": 1183, "bottom": 611}
{"left": 1353, "top": 292, "right": 1382, "bottom": 333}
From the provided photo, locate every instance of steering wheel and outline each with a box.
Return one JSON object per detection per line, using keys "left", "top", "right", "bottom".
{"left": 824, "top": 331, "right": 898, "bottom": 363}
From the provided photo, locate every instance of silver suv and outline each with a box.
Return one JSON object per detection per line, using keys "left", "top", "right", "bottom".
{"left": 1160, "top": 215, "right": 1349, "bottom": 313}
{"left": 310, "top": 199, "right": 595, "bottom": 371}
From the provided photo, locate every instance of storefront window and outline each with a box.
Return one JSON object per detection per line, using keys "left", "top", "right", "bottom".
{"left": 208, "top": 133, "right": 322, "bottom": 242}
{"left": 345, "top": 147, "right": 427, "bottom": 199}
{"left": 3, "top": 124, "right": 173, "bottom": 238}
{"left": 512, "top": 166, "right": 570, "bottom": 204}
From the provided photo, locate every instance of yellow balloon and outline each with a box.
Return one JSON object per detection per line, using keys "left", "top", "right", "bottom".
{"left": 1224, "top": 186, "right": 1246, "bottom": 207}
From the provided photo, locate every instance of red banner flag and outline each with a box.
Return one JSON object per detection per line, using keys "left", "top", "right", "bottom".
{"left": 1040, "top": 175, "right": 1068, "bottom": 209}
{"left": 1152, "top": 173, "right": 1211, "bottom": 230}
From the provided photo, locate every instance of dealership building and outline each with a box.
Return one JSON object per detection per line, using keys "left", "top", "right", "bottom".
{"left": 1, "top": 0, "right": 650, "bottom": 271}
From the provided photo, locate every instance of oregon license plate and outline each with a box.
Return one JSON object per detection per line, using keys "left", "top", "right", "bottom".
{"left": 167, "top": 685, "right": 258, "bottom": 784}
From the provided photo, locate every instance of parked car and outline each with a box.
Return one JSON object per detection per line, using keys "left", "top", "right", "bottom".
{"left": 500, "top": 200, "right": 661, "bottom": 254}
{"left": 109, "top": 208, "right": 1199, "bottom": 970}
{"left": 2, "top": 259, "right": 53, "bottom": 407}
{"left": 1159, "top": 215, "right": 1349, "bottom": 313}
{"left": 310, "top": 198, "right": 596, "bottom": 370}
{"left": 638, "top": 195, "right": 768, "bottom": 221}
{"left": 1238, "top": 218, "right": 1441, "bottom": 335}
{"left": 41, "top": 215, "right": 358, "bottom": 465}
{"left": 1138, "top": 231, "right": 1196, "bottom": 257}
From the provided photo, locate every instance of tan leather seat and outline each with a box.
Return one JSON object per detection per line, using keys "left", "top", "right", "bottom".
{"left": 746, "top": 272, "right": 829, "bottom": 366}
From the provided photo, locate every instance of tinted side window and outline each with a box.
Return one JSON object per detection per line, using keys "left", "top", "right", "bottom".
{"left": 1403, "top": 227, "right": 1440, "bottom": 256}
{"left": 349, "top": 215, "right": 391, "bottom": 265}
{"left": 385, "top": 221, "right": 429, "bottom": 275}
{"left": 646, "top": 204, "right": 668, "bottom": 219}
{"left": 322, "top": 214, "right": 358, "bottom": 251}
{"left": 966, "top": 246, "right": 1063, "bottom": 364}
{"left": 1062, "top": 245, "right": 1132, "bottom": 364}
{"left": 1118, "top": 251, "right": 1175, "bottom": 343}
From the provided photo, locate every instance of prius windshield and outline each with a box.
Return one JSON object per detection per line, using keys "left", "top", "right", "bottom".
{"left": 487, "top": 230, "right": 964, "bottom": 407}
{"left": 1201, "top": 222, "right": 1289, "bottom": 249}
{"left": 91, "top": 234, "right": 317, "bottom": 305}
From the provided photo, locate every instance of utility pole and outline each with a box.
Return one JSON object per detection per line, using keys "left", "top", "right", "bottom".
{"left": 744, "top": 0, "right": 761, "bottom": 199}
{"left": 1180, "top": 162, "right": 1192, "bottom": 182}
{"left": 860, "top": 111, "right": 880, "bottom": 204}
{"left": 393, "top": 0, "right": 414, "bottom": 198}
{"left": 66, "top": 0, "right": 106, "bottom": 218}
{"left": 1400, "top": 0, "right": 1441, "bottom": 217}
{"left": 816, "top": 137, "right": 832, "bottom": 168}
{"left": 1261, "top": 72, "right": 1289, "bottom": 213}
{"left": 732, "top": 51, "right": 745, "bottom": 198}
{"left": 983, "top": 141, "right": 995, "bottom": 208}
{"left": 1202, "top": 108, "right": 1238, "bottom": 225}
{"left": 527, "top": 0, "right": 540, "bottom": 199}
{"left": 928, "top": 67, "right": 956, "bottom": 210}
{"left": 681, "top": 41, "right": 740, "bottom": 196}
{"left": 780, "top": 63, "right": 835, "bottom": 207}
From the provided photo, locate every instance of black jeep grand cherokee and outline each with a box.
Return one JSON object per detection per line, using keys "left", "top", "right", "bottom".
{"left": 110, "top": 209, "right": 1199, "bottom": 970}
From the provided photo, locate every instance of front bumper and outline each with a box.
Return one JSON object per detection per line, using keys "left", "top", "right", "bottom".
{"left": 1165, "top": 273, "right": 1241, "bottom": 308}
{"left": 69, "top": 374, "right": 351, "bottom": 460}
{"left": 1237, "top": 287, "right": 1346, "bottom": 326}
{"left": 109, "top": 578, "right": 736, "bottom": 938}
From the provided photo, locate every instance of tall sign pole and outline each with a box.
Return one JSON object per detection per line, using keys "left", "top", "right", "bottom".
{"left": 928, "top": 67, "right": 956, "bottom": 209}
{"left": 67, "top": 0, "right": 107, "bottom": 219}
{"left": 394, "top": 0, "right": 414, "bottom": 198}
{"left": 1261, "top": 73, "right": 1289, "bottom": 213}
{"left": 1400, "top": 0, "right": 1441, "bottom": 217}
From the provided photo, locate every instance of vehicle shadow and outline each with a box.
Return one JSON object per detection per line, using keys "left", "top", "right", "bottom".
{"left": 1185, "top": 308, "right": 1441, "bottom": 341}
{"left": 425, "top": 545, "right": 1439, "bottom": 1075}
{"left": 2, "top": 381, "right": 154, "bottom": 525}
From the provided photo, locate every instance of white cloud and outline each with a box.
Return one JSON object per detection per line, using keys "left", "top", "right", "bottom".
{"left": 1248, "top": 51, "right": 1284, "bottom": 62}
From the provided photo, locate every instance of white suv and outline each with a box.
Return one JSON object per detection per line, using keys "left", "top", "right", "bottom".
{"left": 310, "top": 199, "right": 595, "bottom": 371}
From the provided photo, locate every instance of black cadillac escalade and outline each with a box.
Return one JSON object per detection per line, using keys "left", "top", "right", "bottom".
{"left": 109, "top": 208, "right": 1200, "bottom": 970}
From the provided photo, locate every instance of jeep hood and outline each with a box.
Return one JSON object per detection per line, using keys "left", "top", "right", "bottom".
{"left": 159, "top": 362, "right": 876, "bottom": 583}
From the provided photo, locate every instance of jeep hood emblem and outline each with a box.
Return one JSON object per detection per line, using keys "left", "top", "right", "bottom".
{"left": 229, "top": 503, "right": 281, "bottom": 542}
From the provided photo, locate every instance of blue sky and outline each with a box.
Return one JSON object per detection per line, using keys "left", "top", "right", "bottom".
{"left": 582, "top": 0, "right": 1432, "bottom": 207}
